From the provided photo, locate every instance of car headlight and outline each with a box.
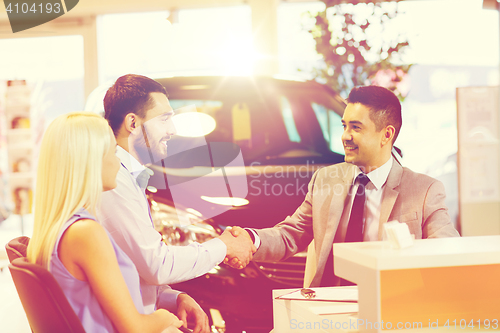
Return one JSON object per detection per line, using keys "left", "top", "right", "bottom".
{"left": 150, "top": 200, "right": 221, "bottom": 246}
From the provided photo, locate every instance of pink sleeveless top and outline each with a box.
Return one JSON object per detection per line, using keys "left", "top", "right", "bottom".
{"left": 50, "top": 208, "right": 144, "bottom": 332}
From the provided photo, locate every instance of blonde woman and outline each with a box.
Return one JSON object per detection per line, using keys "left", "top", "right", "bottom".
{"left": 26, "top": 112, "right": 183, "bottom": 333}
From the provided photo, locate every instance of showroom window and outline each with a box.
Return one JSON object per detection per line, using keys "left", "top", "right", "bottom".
{"left": 277, "top": 1, "right": 325, "bottom": 80}
{"left": 279, "top": 96, "right": 301, "bottom": 144}
{"left": 0, "top": 35, "right": 85, "bottom": 124}
{"left": 311, "top": 102, "right": 343, "bottom": 155}
{"left": 277, "top": 0, "right": 498, "bottom": 173}
{"left": 97, "top": 6, "right": 253, "bottom": 84}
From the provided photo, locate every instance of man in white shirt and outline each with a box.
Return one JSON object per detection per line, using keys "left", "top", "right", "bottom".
{"left": 229, "top": 85, "right": 459, "bottom": 287}
{"left": 97, "top": 74, "right": 255, "bottom": 333}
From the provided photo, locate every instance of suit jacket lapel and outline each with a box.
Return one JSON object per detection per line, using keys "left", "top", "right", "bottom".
{"left": 312, "top": 164, "right": 355, "bottom": 285}
{"left": 325, "top": 163, "right": 356, "bottom": 242}
{"left": 377, "top": 159, "right": 403, "bottom": 240}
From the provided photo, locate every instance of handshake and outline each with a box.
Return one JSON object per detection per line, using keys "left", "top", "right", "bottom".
{"left": 217, "top": 226, "right": 257, "bottom": 269}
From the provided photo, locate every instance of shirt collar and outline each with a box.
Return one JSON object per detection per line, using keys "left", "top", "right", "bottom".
{"left": 116, "top": 146, "right": 145, "bottom": 179}
{"left": 355, "top": 156, "right": 393, "bottom": 191}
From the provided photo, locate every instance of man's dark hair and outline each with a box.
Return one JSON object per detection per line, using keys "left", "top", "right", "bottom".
{"left": 346, "top": 85, "right": 402, "bottom": 144}
{"left": 104, "top": 74, "right": 168, "bottom": 135}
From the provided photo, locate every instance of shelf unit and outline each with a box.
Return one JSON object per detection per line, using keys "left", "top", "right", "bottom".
{"left": 0, "top": 84, "right": 9, "bottom": 221}
{"left": 1, "top": 80, "right": 34, "bottom": 227}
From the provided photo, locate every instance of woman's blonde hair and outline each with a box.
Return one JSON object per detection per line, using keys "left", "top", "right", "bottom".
{"left": 27, "top": 112, "right": 111, "bottom": 268}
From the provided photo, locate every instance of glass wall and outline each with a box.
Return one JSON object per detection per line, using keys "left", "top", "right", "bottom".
{"left": 97, "top": 6, "right": 253, "bottom": 84}
{"left": 277, "top": 0, "right": 498, "bottom": 173}
{"left": 0, "top": 35, "right": 85, "bottom": 124}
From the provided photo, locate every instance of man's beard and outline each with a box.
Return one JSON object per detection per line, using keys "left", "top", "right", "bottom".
{"left": 133, "top": 125, "right": 165, "bottom": 165}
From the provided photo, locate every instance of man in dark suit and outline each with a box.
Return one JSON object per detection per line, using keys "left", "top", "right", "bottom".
{"left": 230, "top": 85, "right": 459, "bottom": 287}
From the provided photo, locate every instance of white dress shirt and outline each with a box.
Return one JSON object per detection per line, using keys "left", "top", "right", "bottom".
{"left": 97, "top": 146, "right": 226, "bottom": 314}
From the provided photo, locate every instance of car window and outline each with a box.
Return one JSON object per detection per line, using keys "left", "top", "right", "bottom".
{"left": 170, "top": 100, "right": 223, "bottom": 112}
{"left": 157, "top": 79, "right": 345, "bottom": 165}
{"left": 167, "top": 98, "right": 290, "bottom": 162}
{"left": 170, "top": 99, "right": 225, "bottom": 136}
{"left": 279, "top": 96, "right": 301, "bottom": 143}
{"left": 311, "top": 102, "right": 344, "bottom": 155}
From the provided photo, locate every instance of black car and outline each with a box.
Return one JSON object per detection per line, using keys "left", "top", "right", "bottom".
{"left": 142, "top": 76, "right": 347, "bottom": 332}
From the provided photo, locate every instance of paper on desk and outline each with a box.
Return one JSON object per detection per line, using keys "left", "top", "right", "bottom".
{"left": 276, "top": 287, "right": 358, "bottom": 302}
{"left": 309, "top": 303, "right": 359, "bottom": 315}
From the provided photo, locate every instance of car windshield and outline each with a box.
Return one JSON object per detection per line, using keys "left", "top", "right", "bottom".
{"left": 85, "top": 77, "right": 346, "bottom": 167}
{"left": 163, "top": 79, "right": 345, "bottom": 167}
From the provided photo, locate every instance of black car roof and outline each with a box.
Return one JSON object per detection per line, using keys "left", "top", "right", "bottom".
{"left": 154, "top": 75, "right": 346, "bottom": 110}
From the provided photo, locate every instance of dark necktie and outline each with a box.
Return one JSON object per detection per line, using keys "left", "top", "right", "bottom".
{"left": 320, "top": 173, "right": 370, "bottom": 287}
{"left": 136, "top": 169, "right": 151, "bottom": 190}
{"left": 345, "top": 173, "right": 370, "bottom": 242}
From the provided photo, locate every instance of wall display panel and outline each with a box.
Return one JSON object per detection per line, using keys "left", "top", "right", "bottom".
{"left": 0, "top": 80, "right": 34, "bottom": 219}
{"left": 457, "top": 86, "right": 500, "bottom": 236}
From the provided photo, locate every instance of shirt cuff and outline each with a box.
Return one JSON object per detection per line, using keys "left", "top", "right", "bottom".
{"left": 202, "top": 237, "right": 227, "bottom": 264}
{"left": 156, "top": 287, "right": 183, "bottom": 312}
{"left": 245, "top": 228, "right": 261, "bottom": 249}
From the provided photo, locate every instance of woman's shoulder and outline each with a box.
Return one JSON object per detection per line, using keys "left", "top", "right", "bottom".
{"left": 64, "top": 218, "right": 110, "bottom": 250}
{"left": 68, "top": 218, "right": 102, "bottom": 230}
{"left": 58, "top": 217, "right": 115, "bottom": 282}
{"left": 59, "top": 216, "right": 117, "bottom": 273}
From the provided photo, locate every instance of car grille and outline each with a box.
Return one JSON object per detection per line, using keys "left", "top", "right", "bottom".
{"left": 253, "top": 251, "right": 306, "bottom": 287}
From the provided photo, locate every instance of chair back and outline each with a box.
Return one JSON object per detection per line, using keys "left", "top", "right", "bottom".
{"left": 8, "top": 257, "right": 85, "bottom": 333}
{"left": 5, "top": 236, "right": 30, "bottom": 262}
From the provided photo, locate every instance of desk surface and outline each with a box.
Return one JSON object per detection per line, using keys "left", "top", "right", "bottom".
{"left": 272, "top": 288, "right": 497, "bottom": 332}
{"left": 334, "top": 235, "right": 500, "bottom": 270}
{"left": 271, "top": 328, "right": 497, "bottom": 332}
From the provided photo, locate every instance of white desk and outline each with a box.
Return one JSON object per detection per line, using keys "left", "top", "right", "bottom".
{"left": 272, "top": 236, "right": 500, "bottom": 332}
{"left": 334, "top": 236, "right": 500, "bottom": 332}
{"left": 272, "top": 286, "right": 497, "bottom": 333}
{"left": 272, "top": 287, "right": 358, "bottom": 333}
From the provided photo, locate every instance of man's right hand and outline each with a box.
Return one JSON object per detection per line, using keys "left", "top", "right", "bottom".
{"left": 226, "top": 226, "right": 249, "bottom": 239}
{"left": 218, "top": 227, "right": 256, "bottom": 269}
